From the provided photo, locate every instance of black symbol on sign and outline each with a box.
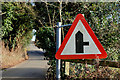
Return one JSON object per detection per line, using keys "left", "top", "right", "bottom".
{"left": 75, "top": 31, "right": 89, "bottom": 53}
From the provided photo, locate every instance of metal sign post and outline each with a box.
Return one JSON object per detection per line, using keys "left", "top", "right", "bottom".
{"left": 55, "top": 14, "right": 107, "bottom": 59}
{"left": 56, "top": 22, "right": 61, "bottom": 80}
{"left": 56, "top": 23, "right": 72, "bottom": 80}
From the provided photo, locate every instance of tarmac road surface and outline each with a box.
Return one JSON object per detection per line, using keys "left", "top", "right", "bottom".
{"left": 2, "top": 42, "right": 49, "bottom": 80}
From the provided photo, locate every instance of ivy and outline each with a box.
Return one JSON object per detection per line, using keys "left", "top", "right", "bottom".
{"left": 2, "top": 2, "right": 35, "bottom": 51}
{"left": 34, "top": 2, "right": 120, "bottom": 61}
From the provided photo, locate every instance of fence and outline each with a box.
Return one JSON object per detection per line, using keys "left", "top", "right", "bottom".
{"left": 46, "top": 60, "right": 120, "bottom": 79}
{"left": 64, "top": 60, "right": 120, "bottom": 79}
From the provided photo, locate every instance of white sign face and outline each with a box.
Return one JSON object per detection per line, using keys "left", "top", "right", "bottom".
{"left": 55, "top": 14, "right": 107, "bottom": 59}
{"left": 61, "top": 20, "right": 101, "bottom": 55}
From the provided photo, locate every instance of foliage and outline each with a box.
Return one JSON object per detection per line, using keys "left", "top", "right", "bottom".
{"left": 69, "top": 63, "right": 120, "bottom": 79}
{"left": 35, "top": 27, "right": 56, "bottom": 59}
{"left": 34, "top": 2, "right": 120, "bottom": 61}
{"left": 34, "top": 2, "right": 120, "bottom": 79}
{"left": 1, "top": 2, "right": 35, "bottom": 51}
{"left": 1, "top": 2, "right": 119, "bottom": 79}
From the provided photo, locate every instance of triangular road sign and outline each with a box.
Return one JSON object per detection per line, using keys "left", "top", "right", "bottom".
{"left": 55, "top": 14, "right": 107, "bottom": 59}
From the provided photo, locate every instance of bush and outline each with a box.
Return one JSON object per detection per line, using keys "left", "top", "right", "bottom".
{"left": 1, "top": 2, "right": 34, "bottom": 51}
{"left": 34, "top": 2, "right": 119, "bottom": 61}
{"left": 35, "top": 27, "right": 56, "bottom": 59}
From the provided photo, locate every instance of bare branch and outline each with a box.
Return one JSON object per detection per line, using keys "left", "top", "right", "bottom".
{"left": 38, "top": 19, "right": 44, "bottom": 27}
{"left": 52, "top": 9, "right": 56, "bottom": 27}
{"left": 44, "top": 2, "right": 52, "bottom": 26}
{"left": 59, "top": 0, "right": 62, "bottom": 23}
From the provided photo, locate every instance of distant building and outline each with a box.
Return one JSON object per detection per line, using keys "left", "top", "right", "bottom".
{"left": 31, "top": 29, "right": 36, "bottom": 42}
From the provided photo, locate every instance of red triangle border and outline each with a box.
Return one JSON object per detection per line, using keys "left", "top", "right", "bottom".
{"left": 55, "top": 14, "right": 107, "bottom": 59}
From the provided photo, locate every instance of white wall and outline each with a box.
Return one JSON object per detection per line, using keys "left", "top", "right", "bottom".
{"left": 31, "top": 29, "right": 36, "bottom": 41}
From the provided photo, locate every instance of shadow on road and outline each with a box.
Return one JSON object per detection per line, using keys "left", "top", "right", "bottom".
{"left": 2, "top": 50, "right": 49, "bottom": 80}
{"left": 2, "top": 78, "right": 43, "bottom": 80}
{"left": 27, "top": 50, "right": 45, "bottom": 60}
{"left": 2, "top": 68, "right": 47, "bottom": 80}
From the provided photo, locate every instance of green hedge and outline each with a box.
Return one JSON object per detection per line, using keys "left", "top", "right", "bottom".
{"left": 1, "top": 2, "right": 35, "bottom": 51}
{"left": 34, "top": 2, "right": 119, "bottom": 61}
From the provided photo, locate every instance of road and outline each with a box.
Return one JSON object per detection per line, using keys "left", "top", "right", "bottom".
{"left": 2, "top": 43, "right": 49, "bottom": 80}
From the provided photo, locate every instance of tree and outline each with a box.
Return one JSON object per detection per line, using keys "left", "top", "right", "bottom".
{"left": 2, "top": 2, "right": 35, "bottom": 51}
{"left": 34, "top": 2, "right": 119, "bottom": 61}
{"left": 33, "top": 2, "right": 119, "bottom": 79}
